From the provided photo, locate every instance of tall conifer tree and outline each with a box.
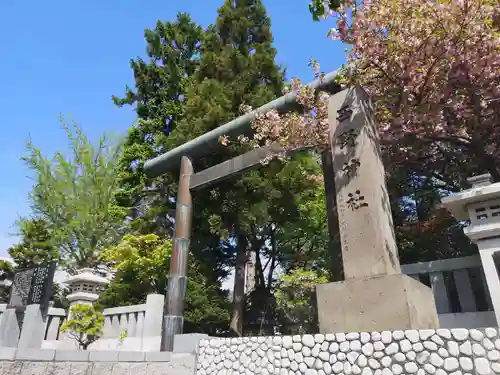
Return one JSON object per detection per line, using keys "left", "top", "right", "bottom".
{"left": 172, "top": 0, "right": 325, "bottom": 336}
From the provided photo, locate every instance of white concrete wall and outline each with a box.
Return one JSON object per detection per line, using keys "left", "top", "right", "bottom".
{"left": 0, "top": 348, "right": 195, "bottom": 375}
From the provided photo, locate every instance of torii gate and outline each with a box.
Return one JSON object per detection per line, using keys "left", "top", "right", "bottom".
{"left": 144, "top": 75, "right": 439, "bottom": 351}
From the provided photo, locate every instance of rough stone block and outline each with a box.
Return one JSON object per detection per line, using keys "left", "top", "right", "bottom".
{"left": 15, "top": 349, "right": 55, "bottom": 361}
{"left": 316, "top": 273, "right": 439, "bottom": 333}
{"left": 55, "top": 350, "right": 90, "bottom": 362}
{"left": 117, "top": 351, "right": 145, "bottom": 362}
{"left": 88, "top": 351, "right": 119, "bottom": 362}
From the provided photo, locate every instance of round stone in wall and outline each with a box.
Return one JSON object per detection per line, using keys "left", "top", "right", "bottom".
{"left": 483, "top": 338, "right": 495, "bottom": 350}
{"left": 373, "top": 341, "right": 385, "bottom": 352}
{"left": 325, "top": 333, "right": 335, "bottom": 341}
{"left": 404, "top": 362, "right": 418, "bottom": 373}
{"left": 488, "top": 349, "right": 500, "bottom": 361}
{"left": 474, "top": 357, "right": 491, "bottom": 375}
{"left": 392, "top": 330, "right": 404, "bottom": 340}
{"left": 405, "top": 330, "right": 420, "bottom": 343}
{"left": 315, "top": 334, "right": 325, "bottom": 343}
{"left": 430, "top": 353, "right": 444, "bottom": 367}
{"left": 393, "top": 352, "right": 406, "bottom": 362}
{"left": 400, "top": 340, "right": 412, "bottom": 353}
{"left": 329, "top": 342, "right": 339, "bottom": 353}
{"left": 485, "top": 328, "right": 497, "bottom": 338}
{"left": 360, "top": 332, "right": 371, "bottom": 344}
{"left": 332, "top": 361, "right": 343, "bottom": 373}
{"left": 451, "top": 329, "right": 469, "bottom": 341}
{"left": 469, "top": 329, "right": 484, "bottom": 342}
{"left": 424, "top": 363, "right": 436, "bottom": 374}
{"left": 391, "top": 363, "right": 403, "bottom": 375}
{"left": 381, "top": 331, "right": 392, "bottom": 344}
{"left": 362, "top": 343, "right": 374, "bottom": 356}
{"left": 346, "top": 332, "right": 360, "bottom": 340}
{"left": 385, "top": 343, "right": 399, "bottom": 355}
{"left": 371, "top": 332, "right": 382, "bottom": 342}
{"left": 472, "top": 343, "right": 486, "bottom": 357}
{"left": 413, "top": 342, "right": 424, "bottom": 353}
{"left": 282, "top": 336, "right": 293, "bottom": 349}
{"left": 437, "top": 329, "right": 451, "bottom": 339}
{"left": 303, "top": 335, "right": 315, "bottom": 348}
{"left": 444, "top": 357, "right": 459, "bottom": 371}
{"left": 350, "top": 340, "right": 362, "bottom": 351}
{"left": 419, "top": 330, "right": 435, "bottom": 340}
{"left": 319, "top": 351, "right": 330, "bottom": 362}
{"left": 459, "top": 357, "right": 473, "bottom": 371}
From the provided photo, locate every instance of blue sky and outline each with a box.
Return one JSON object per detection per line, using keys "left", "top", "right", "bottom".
{"left": 0, "top": 0, "right": 346, "bottom": 258}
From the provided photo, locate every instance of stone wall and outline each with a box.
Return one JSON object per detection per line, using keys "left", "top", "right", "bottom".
{"left": 196, "top": 328, "right": 500, "bottom": 375}
{"left": 0, "top": 348, "right": 195, "bottom": 375}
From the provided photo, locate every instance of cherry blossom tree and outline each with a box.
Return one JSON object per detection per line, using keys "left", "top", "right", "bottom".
{"left": 228, "top": 0, "right": 500, "bottom": 185}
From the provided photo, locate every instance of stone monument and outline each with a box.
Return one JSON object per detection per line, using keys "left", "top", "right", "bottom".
{"left": 8, "top": 263, "right": 56, "bottom": 311}
{"left": 316, "top": 86, "right": 439, "bottom": 333}
{"left": 2, "top": 263, "right": 57, "bottom": 348}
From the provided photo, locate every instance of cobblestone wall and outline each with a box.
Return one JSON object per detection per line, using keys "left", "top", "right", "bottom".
{"left": 196, "top": 328, "right": 500, "bottom": 375}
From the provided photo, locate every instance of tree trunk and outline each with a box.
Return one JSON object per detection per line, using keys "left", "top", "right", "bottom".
{"left": 230, "top": 234, "right": 248, "bottom": 336}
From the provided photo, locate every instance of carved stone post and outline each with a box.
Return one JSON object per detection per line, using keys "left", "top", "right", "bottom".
{"left": 316, "top": 86, "right": 439, "bottom": 333}
{"left": 161, "top": 156, "right": 193, "bottom": 352}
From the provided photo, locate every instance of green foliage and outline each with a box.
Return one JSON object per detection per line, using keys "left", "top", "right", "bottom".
{"left": 112, "top": 13, "right": 203, "bottom": 235}
{"left": 119, "top": 329, "right": 128, "bottom": 341}
{"left": 275, "top": 268, "right": 327, "bottom": 334}
{"left": 309, "top": 0, "right": 342, "bottom": 21}
{"left": 21, "top": 118, "right": 128, "bottom": 271}
{"left": 60, "top": 304, "right": 104, "bottom": 350}
{"left": 7, "top": 218, "right": 59, "bottom": 269}
{"left": 98, "top": 233, "right": 230, "bottom": 334}
{"left": 0, "top": 260, "right": 15, "bottom": 303}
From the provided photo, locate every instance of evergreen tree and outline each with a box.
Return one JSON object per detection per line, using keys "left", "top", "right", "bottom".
{"left": 112, "top": 13, "right": 232, "bottom": 327}
{"left": 7, "top": 218, "right": 59, "bottom": 269}
{"left": 112, "top": 13, "right": 203, "bottom": 236}
{"left": 171, "top": 0, "right": 325, "bottom": 336}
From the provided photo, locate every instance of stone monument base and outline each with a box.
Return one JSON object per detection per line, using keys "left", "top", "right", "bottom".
{"left": 316, "top": 273, "right": 439, "bottom": 333}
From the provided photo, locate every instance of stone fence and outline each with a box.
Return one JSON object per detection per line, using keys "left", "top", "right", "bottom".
{"left": 401, "top": 255, "right": 496, "bottom": 328}
{"left": 0, "top": 294, "right": 165, "bottom": 351}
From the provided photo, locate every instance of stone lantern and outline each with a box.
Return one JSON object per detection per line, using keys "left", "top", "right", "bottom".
{"left": 65, "top": 267, "right": 110, "bottom": 307}
{"left": 441, "top": 173, "right": 500, "bottom": 325}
